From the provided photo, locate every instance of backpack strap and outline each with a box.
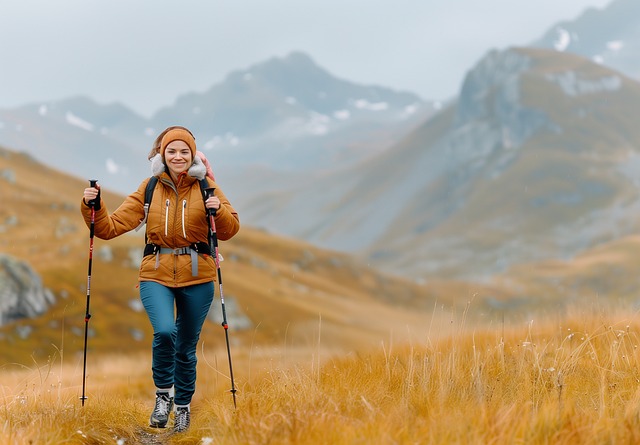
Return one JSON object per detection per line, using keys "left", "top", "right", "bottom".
{"left": 134, "top": 176, "right": 211, "bottom": 234}
{"left": 134, "top": 176, "right": 159, "bottom": 232}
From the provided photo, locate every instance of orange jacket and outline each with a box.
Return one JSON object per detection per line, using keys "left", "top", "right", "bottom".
{"left": 81, "top": 172, "right": 239, "bottom": 287}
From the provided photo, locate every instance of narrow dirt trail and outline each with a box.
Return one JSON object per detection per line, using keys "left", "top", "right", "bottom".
{"left": 134, "top": 427, "right": 173, "bottom": 444}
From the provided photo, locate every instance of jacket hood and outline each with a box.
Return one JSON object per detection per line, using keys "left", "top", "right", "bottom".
{"left": 150, "top": 153, "right": 206, "bottom": 180}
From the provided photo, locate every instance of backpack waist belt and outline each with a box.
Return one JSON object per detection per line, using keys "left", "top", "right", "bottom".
{"left": 144, "top": 242, "right": 211, "bottom": 277}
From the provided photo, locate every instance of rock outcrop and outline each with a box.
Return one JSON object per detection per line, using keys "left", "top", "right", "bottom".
{"left": 0, "top": 254, "right": 55, "bottom": 326}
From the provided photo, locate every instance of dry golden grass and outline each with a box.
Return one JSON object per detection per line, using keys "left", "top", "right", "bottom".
{"left": 4, "top": 303, "right": 640, "bottom": 444}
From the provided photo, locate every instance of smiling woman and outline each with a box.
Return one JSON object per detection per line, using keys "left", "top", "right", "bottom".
{"left": 79, "top": 125, "right": 240, "bottom": 433}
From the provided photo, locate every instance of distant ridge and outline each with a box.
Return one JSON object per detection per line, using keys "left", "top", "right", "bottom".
{"left": 532, "top": 0, "right": 640, "bottom": 82}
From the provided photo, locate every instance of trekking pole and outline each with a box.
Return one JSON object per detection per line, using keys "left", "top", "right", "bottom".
{"left": 205, "top": 187, "right": 237, "bottom": 409}
{"left": 80, "top": 179, "right": 98, "bottom": 406}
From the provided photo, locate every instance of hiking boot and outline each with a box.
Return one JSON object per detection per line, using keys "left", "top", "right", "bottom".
{"left": 149, "top": 392, "right": 174, "bottom": 428}
{"left": 173, "top": 406, "right": 191, "bottom": 433}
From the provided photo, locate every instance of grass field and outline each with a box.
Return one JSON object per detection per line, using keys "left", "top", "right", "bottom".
{"left": 3, "top": 302, "right": 640, "bottom": 444}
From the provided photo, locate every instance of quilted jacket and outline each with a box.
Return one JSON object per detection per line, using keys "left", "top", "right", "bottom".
{"left": 80, "top": 166, "right": 239, "bottom": 287}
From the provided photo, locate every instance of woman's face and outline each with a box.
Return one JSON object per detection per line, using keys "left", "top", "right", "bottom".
{"left": 164, "top": 141, "right": 192, "bottom": 179}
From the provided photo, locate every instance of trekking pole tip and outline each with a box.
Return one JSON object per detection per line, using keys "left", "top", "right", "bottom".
{"left": 231, "top": 391, "right": 237, "bottom": 409}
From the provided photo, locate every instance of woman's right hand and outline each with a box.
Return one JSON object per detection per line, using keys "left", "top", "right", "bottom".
{"left": 83, "top": 185, "right": 100, "bottom": 206}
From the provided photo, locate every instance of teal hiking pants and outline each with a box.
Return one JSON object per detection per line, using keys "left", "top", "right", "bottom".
{"left": 139, "top": 281, "right": 214, "bottom": 406}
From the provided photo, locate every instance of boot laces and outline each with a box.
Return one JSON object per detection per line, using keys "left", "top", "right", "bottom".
{"left": 153, "top": 393, "right": 171, "bottom": 417}
{"left": 174, "top": 407, "right": 190, "bottom": 432}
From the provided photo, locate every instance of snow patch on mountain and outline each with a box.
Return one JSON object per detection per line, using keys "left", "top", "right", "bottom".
{"left": 333, "top": 109, "right": 350, "bottom": 120}
{"left": 353, "top": 99, "right": 388, "bottom": 111}
{"left": 66, "top": 111, "right": 94, "bottom": 131}
{"left": 203, "top": 133, "right": 240, "bottom": 150}
{"left": 545, "top": 71, "right": 622, "bottom": 96}
{"left": 607, "top": 40, "right": 625, "bottom": 52}
{"left": 553, "top": 28, "right": 572, "bottom": 51}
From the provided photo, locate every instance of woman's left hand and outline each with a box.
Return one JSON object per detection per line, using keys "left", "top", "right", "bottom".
{"left": 205, "top": 195, "right": 220, "bottom": 210}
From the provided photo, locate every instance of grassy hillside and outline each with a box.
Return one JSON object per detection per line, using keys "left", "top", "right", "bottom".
{"left": 487, "top": 233, "right": 640, "bottom": 310}
{"left": 340, "top": 47, "right": 640, "bottom": 280}
{"left": 0, "top": 145, "right": 491, "bottom": 368}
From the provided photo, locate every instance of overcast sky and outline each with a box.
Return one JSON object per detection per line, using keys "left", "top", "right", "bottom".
{"left": 0, "top": 0, "right": 613, "bottom": 117}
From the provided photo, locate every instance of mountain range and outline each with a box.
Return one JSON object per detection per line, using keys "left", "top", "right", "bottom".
{"left": 0, "top": 51, "right": 431, "bottom": 192}
{"left": 2, "top": 0, "right": 640, "bottom": 285}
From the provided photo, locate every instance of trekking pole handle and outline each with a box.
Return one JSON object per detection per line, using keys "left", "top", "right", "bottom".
{"left": 204, "top": 187, "right": 217, "bottom": 217}
{"left": 88, "top": 179, "right": 98, "bottom": 207}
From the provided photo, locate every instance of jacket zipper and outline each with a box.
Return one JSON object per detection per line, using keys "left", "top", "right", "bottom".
{"left": 164, "top": 199, "right": 170, "bottom": 236}
{"left": 182, "top": 199, "right": 187, "bottom": 239}
{"left": 158, "top": 179, "right": 180, "bottom": 285}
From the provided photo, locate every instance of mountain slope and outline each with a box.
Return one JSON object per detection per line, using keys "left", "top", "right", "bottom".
{"left": 243, "top": 47, "right": 640, "bottom": 281}
{"left": 370, "top": 47, "right": 640, "bottom": 279}
{"left": 0, "top": 145, "right": 469, "bottom": 365}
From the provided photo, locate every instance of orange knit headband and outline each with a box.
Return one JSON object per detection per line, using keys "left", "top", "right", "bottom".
{"left": 160, "top": 128, "right": 196, "bottom": 158}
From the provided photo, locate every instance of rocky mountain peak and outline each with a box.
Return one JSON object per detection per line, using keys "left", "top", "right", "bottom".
{"left": 454, "top": 48, "right": 550, "bottom": 149}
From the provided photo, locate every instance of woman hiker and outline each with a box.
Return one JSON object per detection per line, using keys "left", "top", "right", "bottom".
{"left": 80, "top": 126, "right": 240, "bottom": 432}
